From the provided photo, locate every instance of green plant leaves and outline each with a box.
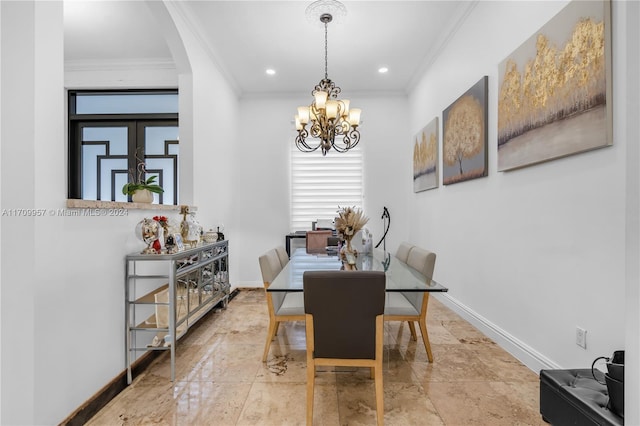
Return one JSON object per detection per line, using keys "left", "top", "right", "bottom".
{"left": 121, "top": 175, "right": 165, "bottom": 196}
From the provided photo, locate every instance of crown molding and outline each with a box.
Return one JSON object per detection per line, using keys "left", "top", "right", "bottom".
{"left": 405, "top": 1, "right": 479, "bottom": 93}
{"left": 167, "top": 2, "right": 242, "bottom": 97}
{"left": 65, "top": 58, "right": 176, "bottom": 72}
{"left": 240, "top": 88, "right": 407, "bottom": 101}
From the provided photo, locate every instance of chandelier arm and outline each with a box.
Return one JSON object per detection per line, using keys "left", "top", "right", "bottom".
{"left": 296, "top": 138, "right": 313, "bottom": 151}
{"left": 330, "top": 126, "right": 360, "bottom": 153}
{"left": 297, "top": 139, "right": 322, "bottom": 152}
{"left": 346, "top": 127, "right": 361, "bottom": 149}
{"left": 332, "top": 143, "right": 348, "bottom": 153}
{"left": 296, "top": 129, "right": 322, "bottom": 152}
{"left": 309, "top": 120, "right": 324, "bottom": 139}
{"left": 333, "top": 118, "right": 347, "bottom": 135}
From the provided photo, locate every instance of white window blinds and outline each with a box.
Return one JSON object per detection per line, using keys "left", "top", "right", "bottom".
{"left": 290, "top": 142, "right": 363, "bottom": 232}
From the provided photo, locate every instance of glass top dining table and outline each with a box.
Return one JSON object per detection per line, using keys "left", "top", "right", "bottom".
{"left": 267, "top": 248, "right": 448, "bottom": 293}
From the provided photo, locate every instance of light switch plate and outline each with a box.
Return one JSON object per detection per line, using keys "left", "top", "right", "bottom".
{"left": 576, "top": 327, "right": 587, "bottom": 349}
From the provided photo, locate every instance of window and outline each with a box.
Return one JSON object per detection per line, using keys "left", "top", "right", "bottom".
{"left": 68, "top": 90, "right": 179, "bottom": 205}
{"left": 290, "top": 141, "right": 363, "bottom": 231}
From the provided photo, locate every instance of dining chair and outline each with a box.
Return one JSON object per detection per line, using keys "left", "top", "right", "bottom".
{"left": 303, "top": 270, "right": 386, "bottom": 426}
{"left": 275, "top": 245, "right": 289, "bottom": 268}
{"left": 395, "top": 242, "right": 414, "bottom": 263}
{"left": 259, "top": 248, "right": 305, "bottom": 362}
{"left": 384, "top": 246, "right": 437, "bottom": 362}
{"left": 327, "top": 236, "right": 340, "bottom": 247}
{"left": 305, "top": 230, "right": 333, "bottom": 254}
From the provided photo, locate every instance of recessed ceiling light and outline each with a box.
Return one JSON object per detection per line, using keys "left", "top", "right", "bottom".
{"left": 266, "top": 69, "right": 276, "bottom": 76}
{"left": 378, "top": 67, "right": 389, "bottom": 74}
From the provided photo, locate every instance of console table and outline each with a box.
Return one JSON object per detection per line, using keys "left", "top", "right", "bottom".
{"left": 125, "top": 240, "right": 230, "bottom": 383}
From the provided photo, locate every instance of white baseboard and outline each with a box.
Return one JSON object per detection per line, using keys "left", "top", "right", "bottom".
{"left": 433, "top": 293, "right": 562, "bottom": 373}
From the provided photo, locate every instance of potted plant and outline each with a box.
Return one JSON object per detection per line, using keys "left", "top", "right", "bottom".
{"left": 122, "top": 162, "right": 164, "bottom": 203}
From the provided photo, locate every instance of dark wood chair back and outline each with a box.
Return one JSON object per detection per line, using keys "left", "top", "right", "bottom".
{"left": 303, "top": 270, "right": 385, "bottom": 359}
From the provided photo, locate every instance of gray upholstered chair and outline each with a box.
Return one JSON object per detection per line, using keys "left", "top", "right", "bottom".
{"left": 305, "top": 230, "right": 332, "bottom": 254}
{"left": 384, "top": 246, "right": 437, "bottom": 362}
{"left": 275, "top": 245, "right": 289, "bottom": 268}
{"left": 303, "top": 270, "right": 386, "bottom": 426}
{"left": 395, "top": 242, "right": 414, "bottom": 263}
{"left": 259, "top": 249, "right": 305, "bottom": 362}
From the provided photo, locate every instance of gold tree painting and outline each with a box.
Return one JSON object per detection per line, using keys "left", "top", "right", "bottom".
{"left": 442, "top": 76, "right": 488, "bottom": 185}
{"left": 413, "top": 117, "right": 438, "bottom": 192}
{"left": 497, "top": 0, "right": 611, "bottom": 171}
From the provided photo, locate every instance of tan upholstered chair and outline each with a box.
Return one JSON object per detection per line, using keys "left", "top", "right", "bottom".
{"left": 275, "top": 245, "right": 289, "bottom": 268}
{"left": 384, "top": 246, "right": 437, "bottom": 362}
{"left": 305, "top": 230, "right": 332, "bottom": 254}
{"left": 303, "top": 270, "right": 386, "bottom": 426}
{"left": 395, "top": 242, "right": 414, "bottom": 263}
{"left": 259, "top": 249, "right": 305, "bottom": 362}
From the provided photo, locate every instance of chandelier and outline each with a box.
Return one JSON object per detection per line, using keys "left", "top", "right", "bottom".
{"left": 295, "top": 1, "right": 361, "bottom": 156}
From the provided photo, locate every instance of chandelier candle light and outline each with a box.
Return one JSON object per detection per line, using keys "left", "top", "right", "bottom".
{"left": 295, "top": 0, "right": 361, "bottom": 156}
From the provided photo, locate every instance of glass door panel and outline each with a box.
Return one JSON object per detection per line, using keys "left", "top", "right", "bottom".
{"left": 143, "top": 124, "right": 179, "bottom": 205}
{"left": 81, "top": 125, "right": 130, "bottom": 201}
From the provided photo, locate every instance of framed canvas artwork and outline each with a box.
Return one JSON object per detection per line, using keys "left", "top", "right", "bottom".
{"left": 413, "top": 117, "right": 439, "bottom": 192}
{"left": 442, "top": 76, "right": 488, "bottom": 185}
{"left": 497, "top": 0, "right": 612, "bottom": 171}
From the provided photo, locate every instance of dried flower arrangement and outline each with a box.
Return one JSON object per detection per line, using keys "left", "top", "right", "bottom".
{"left": 335, "top": 206, "right": 369, "bottom": 242}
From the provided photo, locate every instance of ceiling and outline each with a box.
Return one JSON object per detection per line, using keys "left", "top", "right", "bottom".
{"left": 64, "top": 1, "right": 473, "bottom": 96}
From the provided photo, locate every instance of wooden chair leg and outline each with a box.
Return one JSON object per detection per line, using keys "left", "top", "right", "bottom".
{"left": 407, "top": 321, "right": 417, "bottom": 341}
{"left": 274, "top": 321, "right": 280, "bottom": 336}
{"left": 374, "top": 364, "right": 384, "bottom": 426}
{"left": 418, "top": 318, "right": 433, "bottom": 363}
{"left": 306, "top": 362, "right": 315, "bottom": 426}
{"left": 262, "top": 320, "right": 278, "bottom": 362}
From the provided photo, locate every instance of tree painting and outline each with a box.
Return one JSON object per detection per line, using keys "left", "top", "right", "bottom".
{"left": 442, "top": 76, "right": 488, "bottom": 185}
{"left": 497, "top": 0, "right": 611, "bottom": 171}
{"left": 413, "top": 117, "right": 438, "bottom": 192}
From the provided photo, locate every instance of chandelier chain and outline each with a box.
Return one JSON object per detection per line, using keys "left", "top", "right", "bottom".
{"left": 324, "top": 22, "right": 328, "bottom": 80}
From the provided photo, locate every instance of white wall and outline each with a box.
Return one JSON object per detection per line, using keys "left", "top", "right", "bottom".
{"left": 359, "top": 94, "right": 411, "bottom": 255}
{"left": 408, "top": 0, "right": 635, "bottom": 404}
{"left": 1, "top": 2, "right": 38, "bottom": 422}
{"left": 162, "top": 1, "right": 240, "bottom": 282}
{"left": 622, "top": 0, "right": 640, "bottom": 420}
{"left": 232, "top": 95, "right": 293, "bottom": 286}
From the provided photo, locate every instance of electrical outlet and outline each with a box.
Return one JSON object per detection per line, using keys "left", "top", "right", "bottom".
{"left": 576, "top": 327, "right": 587, "bottom": 349}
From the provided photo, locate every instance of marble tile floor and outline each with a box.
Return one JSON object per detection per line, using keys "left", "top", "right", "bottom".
{"left": 88, "top": 289, "right": 545, "bottom": 425}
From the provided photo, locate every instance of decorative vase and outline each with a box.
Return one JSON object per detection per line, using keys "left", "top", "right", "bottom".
{"left": 181, "top": 211, "right": 201, "bottom": 247}
{"left": 341, "top": 238, "right": 357, "bottom": 267}
{"left": 132, "top": 189, "right": 153, "bottom": 203}
{"left": 204, "top": 229, "right": 218, "bottom": 243}
{"left": 135, "top": 218, "right": 160, "bottom": 254}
